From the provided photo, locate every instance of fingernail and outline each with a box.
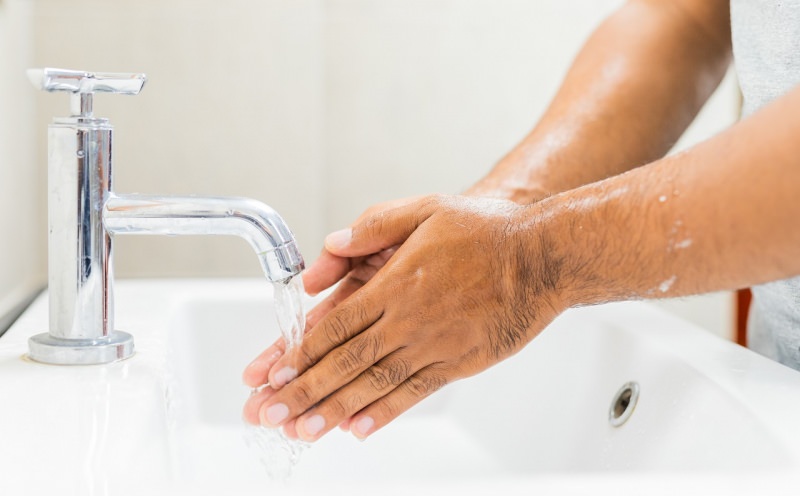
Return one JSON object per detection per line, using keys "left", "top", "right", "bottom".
{"left": 303, "top": 415, "right": 326, "bottom": 437}
{"left": 263, "top": 403, "right": 289, "bottom": 426}
{"left": 325, "top": 228, "right": 352, "bottom": 250}
{"left": 353, "top": 416, "right": 374, "bottom": 439}
{"left": 273, "top": 367, "right": 297, "bottom": 387}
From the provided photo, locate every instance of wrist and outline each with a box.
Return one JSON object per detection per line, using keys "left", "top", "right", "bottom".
{"left": 501, "top": 204, "right": 574, "bottom": 321}
{"left": 510, "top": 194, "right": 611, "bottom": 313}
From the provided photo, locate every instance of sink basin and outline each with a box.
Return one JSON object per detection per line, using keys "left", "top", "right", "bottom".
{"left": 2, "top": 279, "right": 800, "bottom": 495}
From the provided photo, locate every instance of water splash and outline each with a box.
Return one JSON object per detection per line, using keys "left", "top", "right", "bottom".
{"left": 244, "top": 274, "right": 309, "bottom": 480}
{"left": 243, "top": 394, "right": 309, "bottom": 481}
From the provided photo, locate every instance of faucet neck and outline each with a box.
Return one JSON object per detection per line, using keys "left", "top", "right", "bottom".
{"left": 28, "top": 117, "right": 134, "bottom": 365}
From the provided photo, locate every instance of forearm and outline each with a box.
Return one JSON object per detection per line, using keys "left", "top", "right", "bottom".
{"left": 467, "top": 0, "right": 731, "bottom": 203}
{"left": 530, "top": 83, "right": 800, "bottom": 308}
{"left": 244, "top": 76, "right": 800, "bottom": 441}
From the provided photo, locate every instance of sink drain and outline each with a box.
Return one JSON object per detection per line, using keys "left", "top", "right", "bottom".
{"left": 609, "top": 381, "right": 639, "bottom": 427}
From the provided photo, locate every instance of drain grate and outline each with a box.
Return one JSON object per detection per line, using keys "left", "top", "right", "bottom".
{"left": 609, "top": 381, "right": 639, "bottom": 427}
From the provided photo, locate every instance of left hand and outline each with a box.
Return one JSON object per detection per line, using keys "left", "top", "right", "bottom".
{"left": 243, "top": 194, "right": 568, "bottom": 441}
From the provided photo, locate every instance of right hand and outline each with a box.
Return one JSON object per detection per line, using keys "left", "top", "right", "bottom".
{"left": 242, "top": 197, "right": 421, "bottom": 420}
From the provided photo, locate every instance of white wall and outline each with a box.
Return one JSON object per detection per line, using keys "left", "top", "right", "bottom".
{"left": 324, "top": 0, "right": 623, "bottom": 228}
{"left": 0, "top": 0, "right": 42, "bottom": 316}
{"left": 23, "top": 0, "right": 737, "bottom": 337}
{"left": 33, "top": 0, "right": 326, "bottom": 277}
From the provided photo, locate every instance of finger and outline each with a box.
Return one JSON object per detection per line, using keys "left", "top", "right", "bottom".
{"left": 259, "top": 321, "right": 394, "bottom": 428}
{"left": 302, "top": 249, "right": 354, "bottom": 296}
{"left": 348, "top": 364, "right": 450, "bottom": 440}
{"left": 324, "top": 196, "right": 439, "bottom": 258}
{"left": 305, "top": 277, "right": 362, "bottom": 330}
{"left": 365, "top": 246, "right": 398, "bottom": 269}
{"left": 304, "top": 198, "right": 416, "bottom": 295}
{"left": 266, "top": 290, "right": 383, "bottom": 388}
{"left": 292, "top": 350, "right": 419, "bottom": 442}
{"left": 283, "top": 419, "right": 299, "bottom": 439}
{"left": 246, "top": 273, "right": 372, "bottom": 391}
{"left": 304, "top": 255, "right": 386, "bottom": 330}
{"left": 242, "top": 341, "right": 286, "bottom": 388}
{"left": 303, "top": 247, "right": 397, "bottom": 331}
{"left": 242, "top": 386, "right": 277, "bottom": 425}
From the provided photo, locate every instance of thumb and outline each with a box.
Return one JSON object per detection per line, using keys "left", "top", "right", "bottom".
{"left": 324, "top": 198, "right": 436, "bottom": 257}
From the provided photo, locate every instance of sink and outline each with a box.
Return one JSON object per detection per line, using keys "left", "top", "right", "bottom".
{"left": 2, "top": 279, "right": 800, "bottom": 495}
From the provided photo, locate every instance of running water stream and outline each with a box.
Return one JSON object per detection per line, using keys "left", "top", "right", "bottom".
{"left": 243, "top": 275, "right": 309, "bottom": 480}
{"left": 273, "top": 276, "right": 307, "bottom": 351}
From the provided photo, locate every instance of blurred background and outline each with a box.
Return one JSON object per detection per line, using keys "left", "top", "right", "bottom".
{"left": 0, "top": 0, "right": 738, "bottom": 337}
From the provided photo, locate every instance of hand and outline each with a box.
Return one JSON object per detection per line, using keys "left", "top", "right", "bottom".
{"left": 242, "top": 196, "right": 418, "bottom": 435}
{"left": 243, "top": 194, "right": 568, "bottom": 441}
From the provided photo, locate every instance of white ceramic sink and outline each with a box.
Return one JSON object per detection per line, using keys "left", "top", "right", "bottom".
{"left": 2, "top": 279, "right": 800, "bottom": 495}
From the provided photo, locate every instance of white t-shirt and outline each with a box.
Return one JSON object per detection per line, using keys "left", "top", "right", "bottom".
{"left": 731, "top": 0, "right": 800, "bottom": 370}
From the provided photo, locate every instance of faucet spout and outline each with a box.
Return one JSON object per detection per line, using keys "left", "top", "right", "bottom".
{"left": 104, "top": 195, "right": 304, "bottom": 283}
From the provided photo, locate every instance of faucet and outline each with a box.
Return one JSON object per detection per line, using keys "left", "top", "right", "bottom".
{"left": 26, "top": 68, "right": 304, "bottom": 365}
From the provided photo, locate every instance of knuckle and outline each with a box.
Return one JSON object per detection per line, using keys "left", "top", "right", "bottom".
{"left": 364, "top": 357, "right": 411, "bottom": 392}
{"left": 363, "top": 367, "right": 390, "bottom": 391}
{"left": 314, "top": 392, "right": 364, "bottom": 420}
{"left": 290, "top": 380, "right": 316, "bottom": 407}
{"left": 321, "top": 395, "right": 349, "bottom": 418}
{"left": 296, "top": 344, "right": 317, "bottom": 370}
{"left": 405, "top": 371, "right": 448, "bottom": 397}
{"left": 330, "top": 348, "right": 361, "bottom": 376}
{"left": 362, "top": 214, "right": 384, "bottom": 237}
{"left": 351, "top": 303, "right": 371, "bottom": 330}
{"left": 325, "top": 312, "right": 352, "bottom": 344}
{"left": 319, "top": 300, "right": 375, "bottom": 348}
{"left": 386, "top": 358, "right": 412, "bottom": 385}
{"left": 350, "top": 332, "right": 383, "bottom": 363}
{"left": 414, "top": 194, "right": 449, "bottom": 225}
{"left": 416, "top": 196, "right": 438, "bottom": 215}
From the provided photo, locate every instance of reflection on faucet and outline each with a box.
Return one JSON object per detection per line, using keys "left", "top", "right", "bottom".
{"left": 104, "top": 195, "right": 303, "bottom": 283}
{"left": 27, "top": 68, "right": 304, "bottom": 365}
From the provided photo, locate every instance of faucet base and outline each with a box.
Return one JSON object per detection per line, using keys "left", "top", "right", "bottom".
{"left": 28, "top": 331, "right": 134, "bottom": 365}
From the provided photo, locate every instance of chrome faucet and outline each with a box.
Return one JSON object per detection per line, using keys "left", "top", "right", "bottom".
{"left": 26, "top": 68, "right": 304, "bottom": 365}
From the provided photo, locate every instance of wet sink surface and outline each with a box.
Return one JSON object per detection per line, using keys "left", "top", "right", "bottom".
{"left": 2, "top": 279, "right": 800, "bottom": 495}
